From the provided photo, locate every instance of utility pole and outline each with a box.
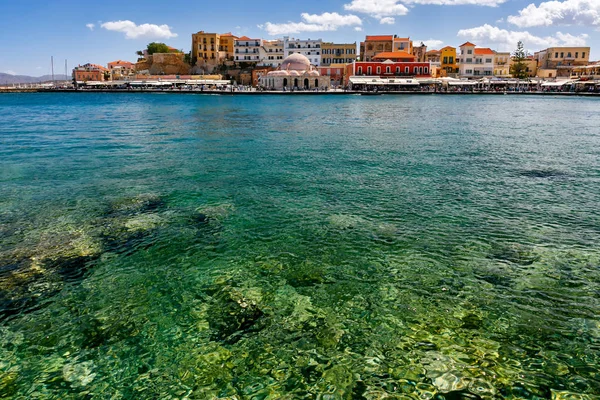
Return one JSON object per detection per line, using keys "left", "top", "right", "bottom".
{"left": 51, "top": 56, "right": 55, "bottom": 84}
{"left": 65, "top": 59, "right": 67, "bottom": 84}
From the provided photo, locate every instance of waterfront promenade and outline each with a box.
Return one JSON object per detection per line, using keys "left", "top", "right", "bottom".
{"left": 2, "top": 87, "right": 600, "bottom": 96}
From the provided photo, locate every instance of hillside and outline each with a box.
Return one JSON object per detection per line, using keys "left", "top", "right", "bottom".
{"left": 0, "top": 73, "right": 69, "bottom": 84}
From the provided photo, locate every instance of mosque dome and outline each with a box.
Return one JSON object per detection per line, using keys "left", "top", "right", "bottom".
{"left": 280, "top": 53, "right": 312, "bottom": 71}
{"left": 308, "top": 70, "right": 319, "bottom": 76}
{"left": 288, "top": 70, "right": 301, "bottom": 76}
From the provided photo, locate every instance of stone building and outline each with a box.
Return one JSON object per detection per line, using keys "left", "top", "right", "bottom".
{"left": 259, "top": 53, "right": 330, "bottom": 90}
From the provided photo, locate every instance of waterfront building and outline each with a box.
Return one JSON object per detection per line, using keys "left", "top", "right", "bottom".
{"left": 440, "top": 46, "right": 458, "bottom": 76}
{"left": 234, "top": 36, "right": 263, "bottom": 64}
{"left": 571, "top": 61, "right": 600, "bottom": 80}
{"left": 259, "top": 39, "right": 284, "bottom": 67}
{"left": 283, "top": 37, "right": 323, "bottom": 66}
{"left": 534, "top": 47, "right": 590, "bottom": 78}
{"left": 493, "top": 51, "right": 511, "bottom": 78}
{"left": 360, "top": 35, "right": 394, "bottom": 62}
{"left": 459, "top": 42, "right": 494, "bottom": 78}
{"left": 412, "top": 42, "right": 427, "bottom": 62}
{"left": 508, "top": 56, "right": 538, "bottom": 78}
{"left": 344, "top": 59, "right": 432, "bottom": 85}
{"left": 321, "top": 42, "right": 357, "bottom": 66}
{"left": 393, "top": 37, "right": 413, "bottom": 54}
{"left": 107, "top": 60, "right": 135, "bottom": 80}
{"left": 259, "top": 53, "right": 330, "bottom": 90}
{"left": 73, "top": 63, "right": 109, "bottom": 82}
{"left": 192, "top": 31, "right": 238, "bottom": 71}
{"left": 317, "top": 65, "right": 347, "bottom": 87}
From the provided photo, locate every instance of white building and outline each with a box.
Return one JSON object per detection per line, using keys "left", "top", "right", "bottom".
{"left": 234, "top": 36, "right": 263, "bottom": 63}
{"left": 284, "top": 36, "right": 323, "bottom": 67}
{"left": 459, "top": 42, "right": 494, "bottom": 78}
{"left": 259, "top": 39, "right": 284, "bottom": 68}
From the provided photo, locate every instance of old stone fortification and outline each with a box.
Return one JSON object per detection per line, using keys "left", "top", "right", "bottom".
{"left": 135, "top": 53, "right": 191, "bottom": 75}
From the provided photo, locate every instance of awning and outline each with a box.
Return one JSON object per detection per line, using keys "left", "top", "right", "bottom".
{"left": 185, "top": 80, "right": 230, "bottom": 85}
{"left": 448, "top": 81, "right": 478, "bottom": 86}
{"left": 349, "top": 76, "right": 419, "bottom": 86}
{"left": 541, "top": 81, "right": 568, "bottom": 87}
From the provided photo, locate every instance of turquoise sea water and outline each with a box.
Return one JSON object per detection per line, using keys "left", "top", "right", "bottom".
{"left": 1, "top": 93, "right": 599, "bottom": 399}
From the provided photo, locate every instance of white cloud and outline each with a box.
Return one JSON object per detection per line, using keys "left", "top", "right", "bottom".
{"left": 414, "top": 39, "right": 444, "bottom": 48}
{"left": 457, "top": 24, "right": 589, "bottom": 51}
{"left": 355, "top": 27, "right": 363, "bottom": 31}
{"left": 86, "top": 23, "right": 95, "bottom": 31}
{"left": 260, "top": 12, "right": 362, "bottom": 35}
{"left": 343, "top": 0, "right": 505, "bottom": 20}
{"left": 508, "top": 0, "right": 600, "bottom": 27}
{"left": 100, "top": 20, "right": 177, "bottom": 39}
{"left": 344, "top": 0, "right": 409, "bottom": 18}
{"left": 2, "top": 70, "right": 16, "bottom": 75}
{"left": 403, "top": 0, "right": 506, "bottom": 5}
{"left": 380, "top": 17, "right": 396, "bottom": 24}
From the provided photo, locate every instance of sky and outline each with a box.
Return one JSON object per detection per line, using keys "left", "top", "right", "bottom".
{"left": 0, "top": 0, "right": 598, "bottom": 76}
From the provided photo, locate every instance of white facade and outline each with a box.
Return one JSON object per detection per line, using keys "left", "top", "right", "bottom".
{"left": 234, "top": 37, "right": 263, "bottom": 63}
{"left": 459, "top": 43, "right": 494, "bottom": 78}
{"left": 283, "top": 36, "right": 323, "bottom": 66}
{"left": 258, "top": 40, "right": 284, "bottom": 67}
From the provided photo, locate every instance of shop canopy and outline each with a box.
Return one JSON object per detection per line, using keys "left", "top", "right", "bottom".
{"left": 448, "top": 81, "right": 478, "bottom": 86}
{"left": 349, "top": 77, "right": 419, "bottom": 86}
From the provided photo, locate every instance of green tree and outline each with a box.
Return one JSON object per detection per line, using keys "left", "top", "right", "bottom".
{"left": 146, "top": 42, "right": 170, "bottom": 55}
{"left": 136, "top": 50, "right": 144, "bottom": 57}
{"left": 510, "top": 41, "right": 529, "bottom": 79}
{"left": 184, "top": 51, "right": 192, "bottom": 65}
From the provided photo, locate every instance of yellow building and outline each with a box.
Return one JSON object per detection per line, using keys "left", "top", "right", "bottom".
{"left": 393, "top": 37, "right": 413, "bottom": 54}
{"left": 493, "top": 51, "right": 511, "bottom": 77}
{"left": 440, "top": 46, "right": 458, "bottom": 75}
{"left": 534, "top": 46, "right": 590, "bottom": 78}
{"left": 321, "top": 42, "right": 357, "bottom": 66}
{"left": 509, "top": 57, "right": 538, "bottom": 78}
{"left": 191, "top": 31, "right": 238, "bottom": 69}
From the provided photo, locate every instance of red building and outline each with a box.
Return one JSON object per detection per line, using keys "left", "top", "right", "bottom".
{"left": 344, "top": 60, "right": 432, "bottom": 85}
{"left": 317, "top": 65, "right": 346, "bottom": 87}
{"left": 73, "top": 63, "right": 109, "bottom": 82}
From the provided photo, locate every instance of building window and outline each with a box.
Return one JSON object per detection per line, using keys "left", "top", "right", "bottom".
{"left": 466, "top": 69, "right": 473, "bottom": 74}
{"left": 358, "top": 66, "right": 363, "bottom": 74}
{"left": 367, "top": 66, "right": 372, "bottom": 75}
{"left": 419, "top": 67, "right": 423, "bottom": 74}
{"left": 582, "top": 52, "right": 586, "bottom": 59}
{"left": 413, "top": 67, "right": 418, "bottom": 74}
{"left": 560, "top": 52, "right": 564, "bottom": 58}
{"left": 467, "top": 49, "right": 472, "bottom": 54}
{"left": 386, "top": 66, "right": 391, "bottom": 73}
{"left": 467, "top": 58, "right": 472, "bottom": 63}
{"left": 396, "top": 67, "right": 400, "bottom": 73}
{"left": 376, "top": 66, "right": 381, "bottom": 74}
{"left": 486, "top": 58, "right": 492, "bottom": 63}
{"left": 424, "top": 67, "right": 428, "bottom": 74}
{"left": 567, "top": 52, "right": 572, "bottom": 57}
{"left": 555, "top": 52, "right": 558, "bottom": 58}
{"left": 575, "top": 52, "right": 579, "bottom": 58}
{"left": 405, "top": 67, "right": 409, "bottom": 73}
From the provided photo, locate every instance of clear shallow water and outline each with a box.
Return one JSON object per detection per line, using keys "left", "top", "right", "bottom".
{"left": 1, "top": 93, "right": 599, "bottom": 399}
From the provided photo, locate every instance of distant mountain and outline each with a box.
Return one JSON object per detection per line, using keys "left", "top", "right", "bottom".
{"left": 0, "top": 73, "right": 69, "bottom": 84}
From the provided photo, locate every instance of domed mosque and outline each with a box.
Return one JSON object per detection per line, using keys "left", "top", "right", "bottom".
{"left": 260, "top": 53, "right": 330, "bottom": 91}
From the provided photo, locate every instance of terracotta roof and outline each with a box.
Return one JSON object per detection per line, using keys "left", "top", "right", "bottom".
{"left": 108, "top": 60, "right": 134, "bottom": 66}
{"left": 394, "top": 37, "right": 410, "bottom": 41}
{"left": 237, "top": 36, "right": 258, "bottom": 41}
{"left": 459, "top": 42, "right": 476, "bottom": 47}
{"left": 366, "top": 35, "right": 394, "bottom": 41}
{"left": 86, "top": 63, "right": 109, "bottom": 71}
{"left": 373, "top": 51, "right": 416, "bottom": 60}
{"left": 426, "top": 50, "right": 440, "bottom": 54}
{"left": 474, "top": 48, "right": 494, "bottom": 55}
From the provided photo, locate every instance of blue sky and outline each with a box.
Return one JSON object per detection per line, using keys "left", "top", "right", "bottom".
{"left": 0, "top": 0, "right": 598, "bottom": 76}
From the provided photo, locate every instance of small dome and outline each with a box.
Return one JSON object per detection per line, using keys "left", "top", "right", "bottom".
{"left": 280, "top": 53, "right": 311, "bottom": 71}
{"left": 288, "top": 70, "right": 300, "bottom": 76}
{"left": 308, "top": 70, "right": 319, "bottom": 76}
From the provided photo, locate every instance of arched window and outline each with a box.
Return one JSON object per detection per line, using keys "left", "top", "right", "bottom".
{"left": 367, "top": 66, "right": 372, "bottom": 75}
{"left": 386, "top": 66, "right": 391, "bottom": 73}
{"left": 419, "top": 67, "right": 423, "bottom": 74}
{"left": 376, "top": 67, "right": 381, "bottom": 74}
{"left": 404, "top": 67, "right": 409, "bottom": 74}
{"left": 358, "top": 66, "right": 363, "bottom": 75}
{"left": 414, "top": 67, "right": 418, "bottom": 74}
{"left": 424, "top": 67, "right": 429, "bottom": 74}
{"left": 304, "top": 78, "right": 309, "bottom": 89}
{"left": 315, "top": 79, "right": 319, "bottom": 87}
{"left": 395, "top": 67, "right": 400, "bottom": 74}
